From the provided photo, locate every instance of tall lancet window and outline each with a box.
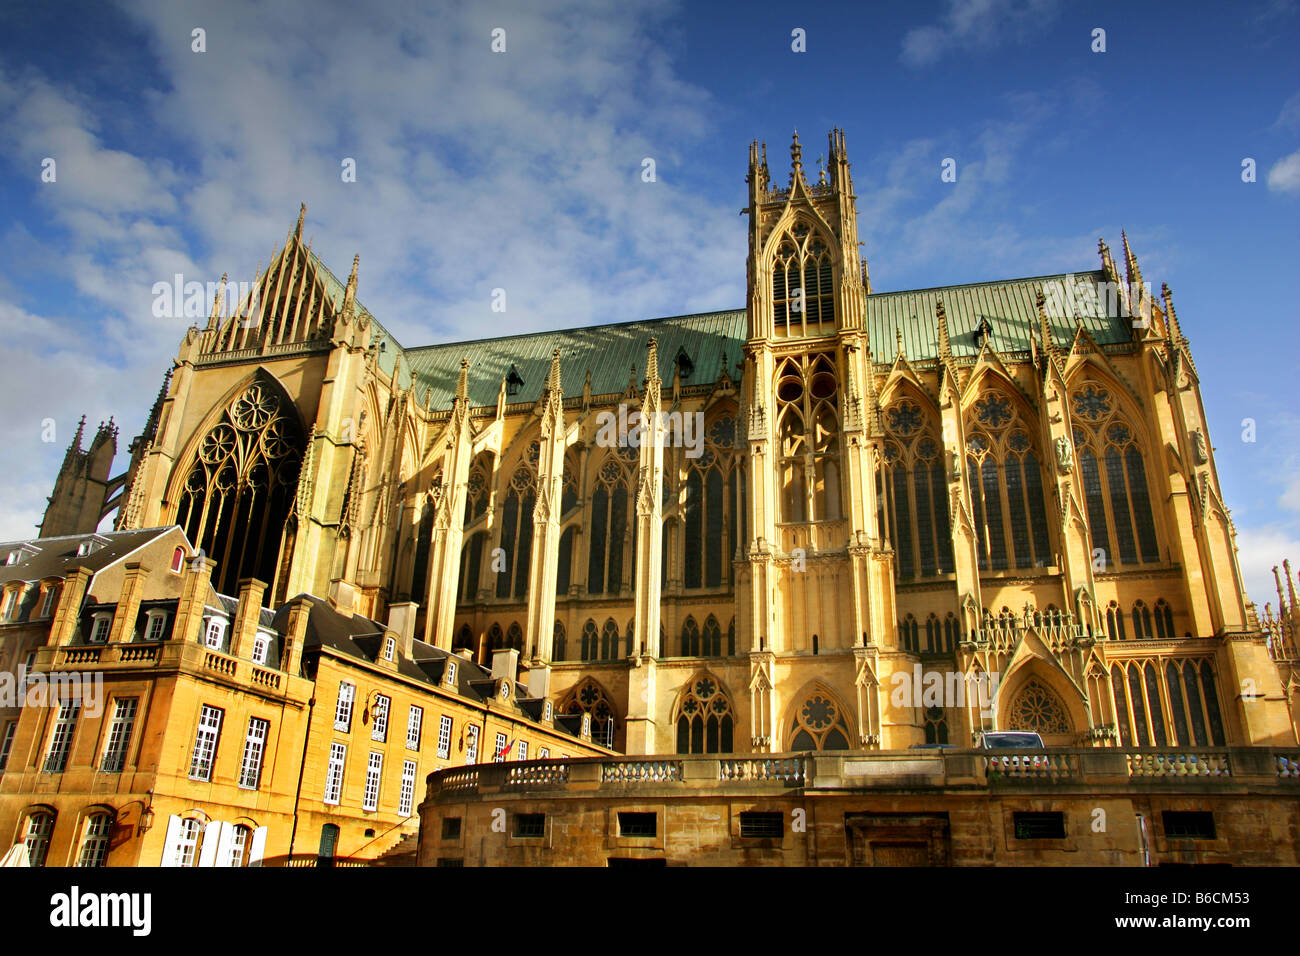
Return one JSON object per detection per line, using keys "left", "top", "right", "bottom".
{"left": 775, "top": 354, "right": 841, "bottom": 523}
{"left": 1070, "top": 383, "right": 1160, "bottom": 569}
{"left": 496, "top": 443, "right": 537, "bottom": 599}
{"left": 771, "top": 220, "right": 836, "bottom": 338}
{"left": 587, "top": 455, "right": 631, "bottom": 595}
{"left": 881, "top": 397, "right": 953, "bottom": 579}
{"left": 176, "top": 379, "right": 303, "bottom": 599}
{"left": 963, "top": 390, "right": 1053, "bottom": 572}
{"left": 682, "top": 412, "right": 740, "bottom": 589}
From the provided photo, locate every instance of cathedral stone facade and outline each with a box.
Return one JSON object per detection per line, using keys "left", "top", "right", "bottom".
{"left": 44, "top": 129, "right": 1294, "bottom": 758}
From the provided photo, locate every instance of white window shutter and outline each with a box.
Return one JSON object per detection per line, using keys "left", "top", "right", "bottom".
{"left": 213, "top": 821, "right": 235, "bottom": 867}
{"left": 248, "top": 826, "right": 268, "bottom": 867}
{"left": 159, "top": 815, "right": 183, "bottom": 867}
{"left": 197, "top": 820, "right": 222, "bottom": 867}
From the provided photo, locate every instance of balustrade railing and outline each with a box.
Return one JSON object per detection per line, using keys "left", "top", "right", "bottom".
{"left": 602, "top": 760, "right": 682, "bottom": 784}
{"left": 1126, "top": 751, "right": 1232, "bottom": 777}
{"left": 719, "top": 757, "right": 805, "bottom": 784}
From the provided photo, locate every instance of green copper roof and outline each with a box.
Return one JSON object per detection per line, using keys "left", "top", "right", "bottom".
{"left": 405, "top": 311, "right": 747, "bottom": 411}
{"left": 304, "top": 248, "right": 406, "bottom": 381}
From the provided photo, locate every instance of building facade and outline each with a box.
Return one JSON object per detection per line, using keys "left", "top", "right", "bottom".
{"left": 0, "top": 528, "right": 610, "bottom": 867}
{"left": 37, "top": 128, "right": 1293, "bottom": 764}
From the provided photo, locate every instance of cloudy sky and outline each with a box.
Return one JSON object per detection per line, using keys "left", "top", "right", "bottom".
{"left": 0, "top": 0, "right": 1297, "bottom": 612}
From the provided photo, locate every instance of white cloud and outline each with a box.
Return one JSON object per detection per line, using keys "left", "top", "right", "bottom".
{"left": 900, "top": 0, "right": 1061, "bottom": 67}
{"left": 1267, "top": 150, "right": 1300, "bottom": 195}
{"left": 1235, "top": 525, "right": 1300, "bottom": 616}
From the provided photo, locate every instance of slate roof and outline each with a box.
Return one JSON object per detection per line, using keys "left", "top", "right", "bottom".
{"left": 0, "top": 528, "right": 177, "bottom": 587}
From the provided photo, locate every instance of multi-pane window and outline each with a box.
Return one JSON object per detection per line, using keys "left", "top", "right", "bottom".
{"left": 144, "top": 612, "right": 167, "bottom": 642}
{"left": 464, "top": 725, "right": 479, "bottom": 764}
{"left": 1, "top": 587, "right": 18, "bottom": 621}
{"left": 238, "top": 717, "right": 269, "bottom": 790}
{"left": 203, "top": 618, "right": 225, "bottom": 649}
{"left": 252, "top": 633, "right": 269, "bottom": 664}
{"left": 174, "top": 818, "right": 202, "bottom": 867}
{"left": 225, "top": 825, "right": 251, "bottom": 867}
{"left": 44, "top": 700, "right": 81, "bottom": 773}
{"left": 371, "top": 695, "right": 390, "bottom": 742}
{"left": 407, "top": 706, "right": 423, "bottom": 750}
{"left": 675, "top": 675, "right": 734, "bottom": 754}
{"left": 560, "top": 679, "right": 619, "bottom": 749}
{"left": 681, "top": 415, "right": 742, "bottom": 589}
{"left": 437, "top": 715, "right": 453, "bottom": 759}
{"left": 383, "top": 636, "right": 395, "bottom": 660}
{"left": 964, "top": 392, "right": 1053, "bottom": 572}
{"left": 517, "top": 740, "right": 528, "bottom": 761}
{"left": 334, "top": 681, "right": 355, "bottom": 732}
{"left": 398, "top": 759, "right": 417, "bottom": 817}
{"left": 880, "top": 398, "right": 954, "bottom": 578}
{"left": 39, "top": 585, "right": 58, "bottom": 619}
{"left": 458, "top": 531, "right": 487, "bottom": 603}
{"left": 1110, "top": 658, "right": 1226, "bottom": 748}
{"left": 496, "top": 451, "right": 537, "bottom": 599}
{"left": 323, "top": 742, "right": 346, "bottom": 805}
{"left": 188, "top": 705, "right": 223, "bottom": 781}
{"left": 89, "top": 615, "right": 111, "bottom": 643}
{"left": 587, "top": 457, "right": 630, "bottom": 595}
{"left": 77, "top": 813, "right": 113, "bottom": 867}
{"left": 771, "top": 219, "right": 836, "bottom": 337}
{"left": 25, "top": 812, "right": 55, "bottom": 867}
{"left": 363, "top": 752, "right": 383, "bottom": 811}
{"left": 100, "top": 698, "right": 138, "bottom": 773}
{"left": 0, "top": 720, "right": 18, "bottom": 771}
{"left": 1071, "top": 383, "right": 1160, "bottom": 569}
{"left": 493, "top": 733, "right": 508, "bottom": 763}
{"left": 775, "top": 354, "right": 841, "bottom": 523}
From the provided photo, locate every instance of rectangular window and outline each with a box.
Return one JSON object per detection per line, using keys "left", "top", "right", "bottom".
{"left": 238, "top": 717, "right": 269, "bottom": 790}
{"left": 18, "top": 651, "right": 36, "bottom": 698}
{"left": 618, "top": 812, "right": 657, "bottom": 838}
{"left": 0, "top": 720, "right": 17, "bottom": 771}
{"left": 517, "top": 740, "right": 528, "bottom": 761}
{"left": 77, "top": 815, "right": 112, "bottom": 867}
{"left": 203, "top": 619, "right": 224, "bottom": 649}
{"left": 513, "top": 813, "right": 545, "bottom": 838}
{"left": 39, "top": 586, "right": 57, "bottom": 619}
{"left": 407, "top": 706, "right": 423, "bottom": 750}
{"left": 371, "top": 695, "right": 390, "bottom": 742}
{"left": 399, "top": 759, "right": 417, "bottom": 816}
{"left": 739, "top": 811, "right": 784, "bottom": 839}
{"left": 145, "top": 614, "right": 167, "bottom": 642}
{"left": 1162, "top": 811, "right": 1216, "bottom": 840}
{"left": 25, "top": 813, "right": 54, "bottom": 867}
{"left": 441, "top": 817, "right": 462, "bottom": 840}
{"left": 436, "top": 858, "right": 464, "bottom": 867}
{"left": 225, "top": 826, "right": 249, "bottom": 867}
{"left": 464, "top": 725, "right": 479, "bottom": 765}
{"left": 1, "top": 589, "right": 17, "bottom": 621}
{"left": 334, "top": 681, "right": 355, "bottom": 732}
{"left": 89, "top": 616, "right": 111, "bottom": 643}
{"left": 539, "top": 747, "right": 550, "bottom": 759}
{"left": 437, "top": 715, "right": 453, "bottom": 759}
{"left": 1012, "top": 811, "right": 1066, "bottom": 840}
{"left": 252, "top": 633, "right": 269, "bottom": 665}
{"left": 323, "top": 742, "right": 346, "bottom": 805}
{"left": 188, "top": 705, "right": 223, "bottom": 781}
{"left": 99, "top": 697, "right": 138, "bottom": 773}
{"left": 363, "top": 751, "right": 383, "bottom": 811}
{"left": 493, "top": 732, "right": 507, "bottom": 763}
{"left": 383, "top": 636, "right": 395, "bottom": 660}
{"left": 43, "top": 700, "right": 81, "bottom": 773}
{"left": 175, "top": 818, "right": 202, "bottom": 867}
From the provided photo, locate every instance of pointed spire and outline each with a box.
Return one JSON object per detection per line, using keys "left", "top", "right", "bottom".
{"left": 546, "top": 347, "right": 562, "bottom": 393}
{"left": 644, "top": 337, "right": 660, "bottom": 388}
{"left": 1275, "top": 565, "right": 1289, "bottom": 616}
{"left": 936, "top": 299, "right": 952, "bottom": 363}
{"left": 206, "top": 273, "right": 228, "bottom": 331}
{"left": 1035, "top": 284, "right": 1055, "bottom": 355}
{"left": 343, "top": 253, "right": 359, "bottom": 314}
{"left": 295, "top": 203, "right": 306, "bottom": 243}
{"left": 582, "top": 368, "right": 592, "bottom": 411}
{"left": 789, "top": 129, "right": 804, "bottom": 186}
{"left": 1098, "top": 237, "right": 1119, "bottom": 284}
{"left": 1287, "top": 559, "right": 1298, "bottom": 617}
{"left": 895, "top": 325, "right": 904, "bottom": 358}
{"left": 456, "top": 358, "right": 469, "bottom": 404}
{"left": 1161, "top": 282, "right": 1185, "bottom": 343}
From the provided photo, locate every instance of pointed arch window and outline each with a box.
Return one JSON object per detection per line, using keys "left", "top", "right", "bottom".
{"left": 552, "top": 621, "right": 566, "bottom": 661}
{"left": 1106, "top": 601, "right": 1127, "bottom": 640}
{"left": 1154, "top": 599, "right": 1175, "bottom": 639}
{"left": 924, "top": 707, "right": 949, "bottom": 744}
{"left": 463, "top": 453, "right": 492, "bottom": 525}
{"left": 587, "top": 457, "right": 630, "bottom": 595}
{"left": 681, "top": 414, "right": 739, "bottom": 589}
{"left": 1112, "top": 657, "right": 1224, "bottom": 747}
{"left": 458, "top": 531, "right": 486, "bottom": 603}
{"left": 963, "top": 392, "right": 1053, "bottom": 572}
{"left": 496, "top": 448, "right": 537, "bottom": 599}
{"left": 506, "top": 622, "right": 524, "bottom": 651}
{"left": 881, "top": 398, "right": 953, "bottom": 578}
{"left": 675, "top": 674, "right": 734, "bottom": 754}
{"left": 176, "top": 379, "right": 303, "bottom": 599}
{"left": 486, "top": 623, "right": 504, "bottom": 653}
{"left": 789, "top": 688, "right": 852, "bottom": 750}
{"left": 771, "top": 220, "right": 836, "bottom": 337}
{"left": 1131, "top": 600, "right": 1154, "bottom": 639}
{"left": 899, "top": 614, "right": 919, "bottom": 653}
{"left": 560, "top": 679, "right": 619, "bottom": 749}
{"left": 1071, "top": 383, "right": 1160, "bottom": 568}
{"left": 701, "top": 615, "right": 723, "bottom": 656}
{"left": 599, "top": 618, "right": 620, "bottom": 661}
{"left": 580, "top": 619, "right": 599, "bottom": 661}
{"left": 775, "top": 354, "right": 841, "bottom": 523}
{"left": 680, "top": 616, "right": 701, "bottom": 656}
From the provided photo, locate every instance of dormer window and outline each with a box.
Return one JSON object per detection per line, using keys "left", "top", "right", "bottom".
{"left": 383, "top": 637, "right": 395, "bottom": 661}
{"left": 0, "top": 588, "right": 19, "bottom": 622}
{"left": 252, "top": 633, "right": 270, "bottom": 665}
{"left": 675, "top": 347, "right": 694, "bottom": 380}
{"left": 170, "top": 548, "right": 185, "bottom": 574}
{"left": 39, "top": 584, "right": 59, "bottom": 619}
{"left": 88, "top": 613, "right": 112, "bottom": 644}
{"left": 505, "top": 364, "right": 524, "bottom": 397}
{"left": 143, "top": 610, "right": 169, "bottom": 642}
{"left": 203, "top": 616, "right": 229, "bottom": 651}
{"left": 5, "top": 551, "right": 18, "bottom": 566}
{"left": 77, "top": 541, "right": 92, "bottom": 557}
{"left": 446, "top": 661, "right": 457, "bottom": 685}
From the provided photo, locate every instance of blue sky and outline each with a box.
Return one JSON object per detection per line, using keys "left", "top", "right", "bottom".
{"left": 0, "top": 0, "right": 1297, "bottom": 612}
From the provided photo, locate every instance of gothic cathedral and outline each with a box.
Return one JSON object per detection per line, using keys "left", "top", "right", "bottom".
{"left": 42, "top": 130, "right": 1296, "bottom": 756}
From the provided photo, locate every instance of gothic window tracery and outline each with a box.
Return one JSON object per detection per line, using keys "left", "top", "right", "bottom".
{"left": 881, "top": 397, "right": 953, "bottom": 578}
{"left": 771, "top": 220, "right": 836, "bottom": 337}
{"left": 675, "top": 673, "right": 734, "bottom": 753}
{"left": 1070, "top": 382, "right": 1160, "bottom": 568}
{"left": 681, "top": 413, "right": 742, "bottom": 589}
{"left": 963, "top": 390, "right": 1053, "bottom": 571}
{"left": 560, "top": 679, "right": 619, "bottom": 748}
{"left": 587, "top": 455, "right": 630, "bottom": 595}
{"left": 1006, "top": 678, "right": 1071, "bottom": 735}
{"left": 176, "top": 379, "right": 304, "bottom": 599}
{"left": 1111, "top": 658, "right": 1225, "bottom": 747}
{"left": 788, "top": 687, "right": 852, "bottom": 751}
{"left": 496, "top": 449, "right": 536, "bottom": 599}
{"left": 775, "top": 354, "right": 841, "bottom": 523}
